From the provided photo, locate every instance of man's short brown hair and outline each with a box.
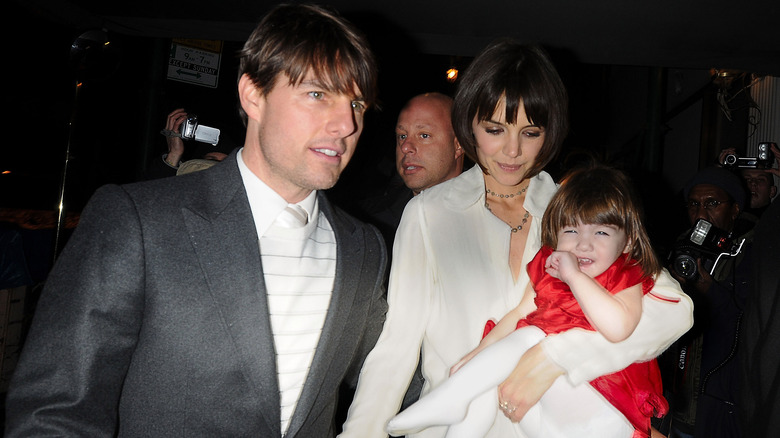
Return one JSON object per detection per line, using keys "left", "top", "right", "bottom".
{"left": 238, "top": 3, "right": 378, "bottom": 119}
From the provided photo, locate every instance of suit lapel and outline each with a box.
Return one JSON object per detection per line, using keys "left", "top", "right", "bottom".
{"left": 181, "top": 155, "right": 282, "bottom": 436}
{"left": 182, "top": 157, "right": 369, "bottom": 436}
{"left": 285, "top": 194, "right": 363, "bottom": 436}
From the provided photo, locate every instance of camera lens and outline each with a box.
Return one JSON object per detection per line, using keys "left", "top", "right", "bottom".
{"left": 674, "top": 254, "right": 698, "bottom": 280}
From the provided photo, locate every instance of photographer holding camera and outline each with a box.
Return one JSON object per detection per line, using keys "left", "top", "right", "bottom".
{"left": 718, "top": 142, "right": 780, "bottom": 218}
{"left": 142, "top": 108, "right": 235, "bottom": 180}
{"left": 665, "top": 166, "right": 755, "bottom": 438}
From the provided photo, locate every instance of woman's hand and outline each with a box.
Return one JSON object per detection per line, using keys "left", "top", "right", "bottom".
{"left": 497, "top": 343, "right": 564, "bottom": 422}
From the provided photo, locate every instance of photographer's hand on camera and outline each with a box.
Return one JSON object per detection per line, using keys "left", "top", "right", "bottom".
{"left": 717, "top": 148, "right": 736, "bottom": 167}
{"left": 669, "top": 257, "right": 713, "bottom": 296}
{"left": 719, "top": 143, "right": 779, "bottom": 171}
{"left": 163, "top": 108, "right": 189, "bottom": 168}
{"left": 690, "top": 259, "right": 714, "bottom": 295}
{"left": 768, "top": 143, "right": 780, "bottom": 177}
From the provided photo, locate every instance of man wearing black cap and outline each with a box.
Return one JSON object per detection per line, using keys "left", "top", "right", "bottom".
{"left": 666, "top": 166, "right": 754, "bottom": 438}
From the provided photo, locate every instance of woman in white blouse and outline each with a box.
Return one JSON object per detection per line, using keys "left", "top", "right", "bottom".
{"left": 340, "top": 39, "right": 692, "bottom": 438}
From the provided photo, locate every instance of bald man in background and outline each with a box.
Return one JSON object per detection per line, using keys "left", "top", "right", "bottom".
{"left": 359, "top": 92, "right": 465, "bottom": 249}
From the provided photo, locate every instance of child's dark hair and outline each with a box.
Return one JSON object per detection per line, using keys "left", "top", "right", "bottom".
{"left": 541, "top": 165, "right": 661, "bottom": 278}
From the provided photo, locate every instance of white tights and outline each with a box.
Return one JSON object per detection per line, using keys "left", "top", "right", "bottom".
{"left": 386, "top": 326, "right": 634, "bottom": 438}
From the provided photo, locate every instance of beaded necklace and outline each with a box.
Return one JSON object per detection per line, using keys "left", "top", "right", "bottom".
{"left": 485, "top": 183, "right": 530, "bottom": 233}
{"left": 485, "top": 184, "right": 528, "bottom": 198}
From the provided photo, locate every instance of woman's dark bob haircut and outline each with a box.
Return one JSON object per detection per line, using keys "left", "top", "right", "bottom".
{"left": 452, "top": 39, "right": 569, "bottom": 178}
{"left": 238, "top": 3, "right": 378, "bottom": 121}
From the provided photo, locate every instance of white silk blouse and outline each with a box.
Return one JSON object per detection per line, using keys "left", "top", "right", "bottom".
{"left": 340, "top": 165, "right": 693, "bottom": 438}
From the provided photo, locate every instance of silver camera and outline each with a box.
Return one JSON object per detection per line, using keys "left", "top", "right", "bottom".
{"left": 180, "top": 115, "right": 220, "bottom": 145}
{"left": 723, "top": 142, "right": 775, "bottom": 169}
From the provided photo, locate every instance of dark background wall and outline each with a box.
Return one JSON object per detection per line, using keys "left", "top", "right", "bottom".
{"left": 1, "top": 1, "right": 762, "bottom": 269}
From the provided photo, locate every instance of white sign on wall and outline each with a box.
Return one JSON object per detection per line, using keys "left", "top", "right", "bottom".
{"left": 167, "top": 39, "right": 223, "bottom": 88}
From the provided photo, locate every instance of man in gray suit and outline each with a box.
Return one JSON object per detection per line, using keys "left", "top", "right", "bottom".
{"left": 5, "top": 4, "right": 386, "bottom": 437}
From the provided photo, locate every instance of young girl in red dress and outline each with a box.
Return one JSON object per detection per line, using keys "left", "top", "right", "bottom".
{"left": 387, "top": 165, "right": 668, "bottom": 438}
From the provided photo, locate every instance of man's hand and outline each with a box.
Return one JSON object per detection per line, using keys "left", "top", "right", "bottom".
{"left": 720, "top": 144, "right": 779, "bottom": 178}
{"left": 668, "top": 258, "right": 712, "bottom": 295}
{"left": 768, "top": 143, "right": 780, "bottom": 178}
{"left": 718, "top": 147, "right": 736, "bottom": 167}
{"left": 497, "top": 343, "right": 564, "bottom": 422}
{"left": 164, "top": 108, "right": 189, "bottom": 167}
{"left": 691, "top": 259, "right": 714, "bottom": 294}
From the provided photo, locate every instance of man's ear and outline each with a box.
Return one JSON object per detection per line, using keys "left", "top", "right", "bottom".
{"left": 238, "top": 74, "right": 263, "bottom": 122}
{"left": 454, "top": 137, "right": 464, "bottom": 159}
{"left": 732, "top": 202, "right": 741, "bottom": 222}
{"left": 771, "top": 185, "right": 778, "bottom": 199}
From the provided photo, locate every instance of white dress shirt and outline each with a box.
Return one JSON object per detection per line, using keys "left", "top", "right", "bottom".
{"left": 237, "top": 149, "right": 336, "bottom": 435}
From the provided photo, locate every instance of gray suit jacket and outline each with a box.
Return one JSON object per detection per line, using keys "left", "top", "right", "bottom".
{"left": 5, "top": 152, "right": 388, "bottom": 437}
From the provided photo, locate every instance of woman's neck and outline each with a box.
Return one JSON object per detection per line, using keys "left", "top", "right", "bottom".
{"left": 483, "top": 174, "right": 531, "bottom": 200}
{"left": 484, "top": 175, "right": 531, "bottom": 223}
{"left": 483, "top": 174, "right": 533, "bottom": 282}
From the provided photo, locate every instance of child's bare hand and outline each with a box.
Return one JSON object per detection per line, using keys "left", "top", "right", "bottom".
{"left": 544, "top": 251, "right": 580, "bottom": 282}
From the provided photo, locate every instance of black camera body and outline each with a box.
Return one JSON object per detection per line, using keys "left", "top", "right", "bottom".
{"left": 668, "top": 219, "right": 744, "bottom": 281}
{"left": 722, "top": 142, "right": 776, "bottom": 169}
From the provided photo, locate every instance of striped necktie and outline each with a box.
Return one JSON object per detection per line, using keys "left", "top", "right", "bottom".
{"left": 273, "top": 204, "right": 308, "bottom": 228}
